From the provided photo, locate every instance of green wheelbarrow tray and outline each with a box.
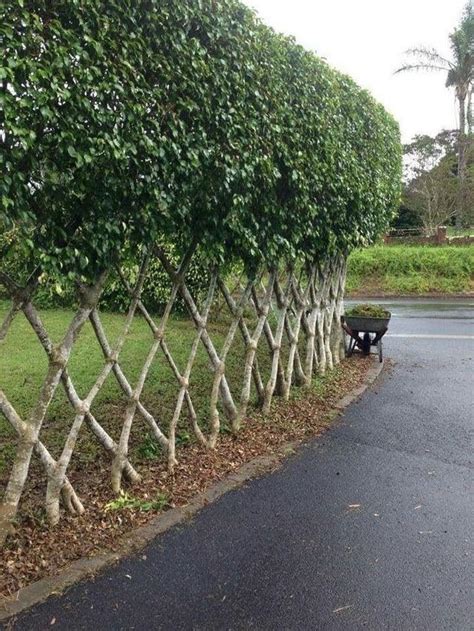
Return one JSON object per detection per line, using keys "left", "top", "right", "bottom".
{"left": 343, "top": 315, "right": 391, "bottom": 334}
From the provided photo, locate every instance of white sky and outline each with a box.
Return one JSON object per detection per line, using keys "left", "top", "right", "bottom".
{"left": 242, "top": 0, "right": 466, "bottom": 142}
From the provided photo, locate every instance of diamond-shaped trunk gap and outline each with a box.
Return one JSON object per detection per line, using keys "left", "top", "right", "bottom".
{"left": 207, "top": 281, "right": 248, "bottom": 355}
{"left": 186, "top": 377, "right": 214, "bottom": 437}
{"left": 86, "top": 389, "right": 130, "bottom": 445}
{"left": 124, "top": 302, "right": 209, "bottom": 451}
{"left": 36, "top": 391, "right": 76, "bottom": 462}
{"left": 134, "top": 330, "right": 184, "bottom": 439}
{"left": 252, "top": 337, "right": 272, "bottom": 390}
{"left": 66, "top": 317, "right": 122, "bottom": 400}
{"left": 217, "top": 334, "right": 246, "bottom": 400}
{"left": 158, "top": 318, "right": 201, "bottom": 375}
{"left": 129, "top": 413, "right": 167, "bottom": 464}
{"left": 165, "top": 322, "right": 214, "bottom": 403}
{"left": 103, "top": 311, "right": 155, "bottom": 388}
{"left": 68, "top": 419, "right": 109, "bottom": 472}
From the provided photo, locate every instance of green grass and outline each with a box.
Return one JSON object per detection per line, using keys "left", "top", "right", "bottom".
{"left": 347, "top": 245, "right": 474, "bottom": 295}
{"left": 104, "top": 490, "right": 169, "bottom": 513}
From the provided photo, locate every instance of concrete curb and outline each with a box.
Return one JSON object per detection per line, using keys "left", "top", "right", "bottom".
{"left": 0, "top": 359, "right": 384, "bottom": 621}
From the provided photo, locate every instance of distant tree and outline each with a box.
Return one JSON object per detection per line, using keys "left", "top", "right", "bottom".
{"left": 396, "top": 2, "right": 473, "bottom": 226}
{"left": 403, "top": 131, "right": 457, "bottom": 182}
{"left": 403, "top": 133, "right": 460, "bottom": 234}
{"left": 462, "top": 138, "right": 474, "bottom": 225}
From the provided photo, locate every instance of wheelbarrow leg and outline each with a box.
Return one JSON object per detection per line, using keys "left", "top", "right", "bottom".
{"left": 362, "top": 332, "right": 371, "bottom": 355}
{"left": 377, "top": 339, "right": 383, "bottom": 362}
{"left": 347, "top": 336, "right": 355, "bottom": 357}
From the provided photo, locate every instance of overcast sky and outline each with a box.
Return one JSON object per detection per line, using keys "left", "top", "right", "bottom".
{"left": 242, "top": 0, "right": 467, "bottom": 143}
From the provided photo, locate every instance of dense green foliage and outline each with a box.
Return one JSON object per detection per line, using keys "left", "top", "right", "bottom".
{"left": 1, "top": 0, "right": 401, "bottom": 283}
{"left": 0, "top": 230, "right": 210, "bottom": 311}
{"left": 391, "top": 205, "right": 423, "bottom": 230}
{"left": 345, "top": 304, "right": 391, "bottom": 318}
{"left": 100, "top": 247, "right": 211, "bottom": 313}
{"left": 347, "top": 245, "right": 474, "bottom": 294}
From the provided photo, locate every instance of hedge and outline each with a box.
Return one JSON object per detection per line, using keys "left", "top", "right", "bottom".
{"left": 0, "top": 0, "right": 403, "bottom": 542}
{"left": 1, "top": 0, "right": 401, "bottom": 281}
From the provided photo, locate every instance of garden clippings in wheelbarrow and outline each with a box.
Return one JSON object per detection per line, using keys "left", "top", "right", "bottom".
{"left": 342, "top": 304, "right": 391, "bottom": 362}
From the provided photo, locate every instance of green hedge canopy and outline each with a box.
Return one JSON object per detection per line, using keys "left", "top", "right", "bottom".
{"left": 0, "top": 0, "right": 402, "bottom": 277}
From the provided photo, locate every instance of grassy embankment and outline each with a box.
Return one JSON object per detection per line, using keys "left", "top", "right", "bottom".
{"left": 347, "top": 245, "right": 474, "bottom": 296}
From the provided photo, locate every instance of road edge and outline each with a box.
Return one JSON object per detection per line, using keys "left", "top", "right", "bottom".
{"left": 0, "top": 359, "right": 384, "bottom": 621}
{"left": 346, "top": 293, "right": 474, "bottom": 300}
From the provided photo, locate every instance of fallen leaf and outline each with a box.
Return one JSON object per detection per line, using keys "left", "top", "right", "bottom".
{"left": 333, "top": 605, "right": 353, "bottom": 613}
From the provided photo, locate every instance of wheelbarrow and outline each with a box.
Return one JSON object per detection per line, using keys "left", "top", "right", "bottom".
{"left": 341, "top": 314, "right": 391, "bottom": 362}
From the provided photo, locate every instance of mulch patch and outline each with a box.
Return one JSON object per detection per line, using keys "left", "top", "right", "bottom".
{"left": 0, "top": 356, "right": 372, "bottom": 599}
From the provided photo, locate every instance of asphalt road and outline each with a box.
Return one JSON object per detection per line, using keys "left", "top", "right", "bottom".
{"left": 7, "top": 299, "right": 474, "bottom": 631}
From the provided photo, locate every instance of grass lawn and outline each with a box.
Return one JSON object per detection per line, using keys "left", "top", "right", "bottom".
{"left": 0, "top": 300, "right": 278, "bottom": 478}
{"left": 347, "top": 244, "right": 474, "bottom": 295}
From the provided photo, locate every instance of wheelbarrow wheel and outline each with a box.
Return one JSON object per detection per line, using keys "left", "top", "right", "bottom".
{"left": 377, "top": 339, "right": 383, "bottom": 362}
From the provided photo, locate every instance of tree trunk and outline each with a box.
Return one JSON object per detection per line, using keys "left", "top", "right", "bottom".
{"left": 0, "top": 273, "right": 107, "bottom": 543}
{"left": 468, "top": 88, "right": 472, "bottom": 136}
{"left": 457, "top": 93, "right": 467, "bottom": 228}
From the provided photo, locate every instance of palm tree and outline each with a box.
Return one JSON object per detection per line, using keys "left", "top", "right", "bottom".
{"left": 396, "top": 2, "right": 473, "bottom": 226}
